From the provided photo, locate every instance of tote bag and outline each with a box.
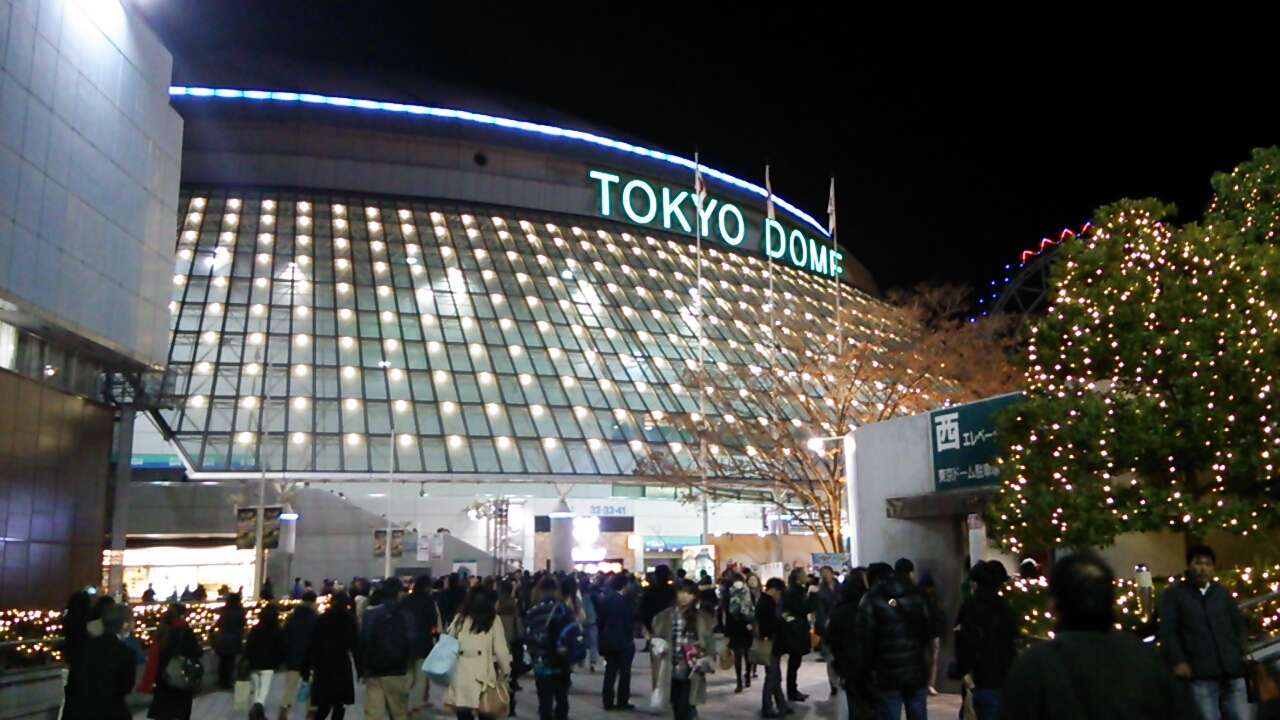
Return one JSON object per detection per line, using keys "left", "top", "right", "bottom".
{"left": 422, "top": 631, "right": 460, "bottom": 686}
{"left": 477, "top": 679, "right": 510, "bottom": 719}
{"left": 232, "top": 679, "right": 252, "bottom": 710}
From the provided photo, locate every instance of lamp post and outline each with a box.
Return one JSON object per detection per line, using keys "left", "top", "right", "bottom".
{"left": 379, "top": 359, "right": 395, "bottom": 580}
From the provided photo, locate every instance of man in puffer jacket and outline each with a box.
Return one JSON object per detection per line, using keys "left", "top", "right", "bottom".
{"left": 855, "top": 561, "right": 938, "bottom": 720}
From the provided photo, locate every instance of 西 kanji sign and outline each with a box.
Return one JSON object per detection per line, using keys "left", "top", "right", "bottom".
{"left": 930, "top": 393, "right": 1023, "bottom": 491}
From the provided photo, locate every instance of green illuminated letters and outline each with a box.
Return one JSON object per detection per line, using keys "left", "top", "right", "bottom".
{"left": 589, "top": 170, "right": 620, "bottom": 216}
{"left": 764, "top": 219, "right": 787, "bottom": 259}
{"left": 718, "top": 204, "right": 745, "bottom": 245}
{"left": 662, "top": 188, "right": 692, "bottom": 233}
{"left": 622, "top": 179, "right": 657, "bottom": 224}
{"left": 788, "top": 229, "right": 808, "bottom": 267}
{"left": 808, "top": 239, "right": 828, "bottom": 275}
{"left": 696, "top": 198, "right": 719, "bottom": 237}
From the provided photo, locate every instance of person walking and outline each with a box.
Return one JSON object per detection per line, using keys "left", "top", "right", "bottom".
{"left": 916, "top": 572, "right": 943, "bottom": 696}
{"left": 497, "top": 580, "right": 527, "bottom": 716}
{"left": 745, "top": 572, "right": 763, "bottom": 682}
{"left": 524, "top": 576, "right": 575, "bottom": 720}
{"left": 1160, "top": 544, "right": 1251, "bottom": 720}
{"left": 725, "top": 574, "right": 757, "bottom": 693}
{"left": 445, "top": 586, "right": 513, "bottom": 719}
{"left": 756, "top": 577, "right": 793, "bottom": 718}
{"left": 825, "top": 568, "right": 874, "bottom": 720}
{"left": 305, "top": 592, "right": 362, "bottom": 720}
{"left": 996, "top": 552, "right": 1198, "bottom": 720}
{"left": 954, "top": 562, "right": 1017, "bottom": 720}
{"left": 144, "top": 604, "right": 204, "bottom": 720}
{"left": 856, "top": 561, "right": 937, "bottom": 720}
{"left": 813, "top": 566, "right": 841, "bottom": 698}
{"left": 280, "top": 591, "right": 320, "bottom": 720}
{"left": 359, "top": 578, "right": 418, "bottom": 720}
{"left": 651, "top": 580, "right": 717, "bottom": 720}
{"left": 214, "top": 593, "right": 248, "bottom": 689}
{"left": 244, "top": 603, "right": 287, "bottom": 720}
{"left": 596, "top": 573, "right": 638, "bottom": 710}
{"left": 62, "top": 603, "right": 136, "bottom": 720}
{"left": 404, "top": 576, "right": 441, "bottom": 714}
{"left": 580, "top": 579, "right": 600, "bottom": 673}
{"left": 780, "top": 568, "right": 814, "bottom": 703}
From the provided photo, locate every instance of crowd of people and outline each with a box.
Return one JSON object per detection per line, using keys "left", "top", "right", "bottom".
{"left": 55, "top": 543, "right": 1257, "bottom": 720}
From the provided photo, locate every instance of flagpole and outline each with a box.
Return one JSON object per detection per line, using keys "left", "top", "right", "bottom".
{"left": 829, "top": 177, "right": 841, "bottom": 355}
{"left": 765, "top": 165, "right": 777, "bottom": 360}
{"left": 695, "top": 154, "right": 709, "bottom": 543}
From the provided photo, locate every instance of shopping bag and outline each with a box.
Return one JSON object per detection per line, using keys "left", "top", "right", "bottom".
{"left": 232, "top": 679, "right": 252, "bottom": 710}
{"left": 422, "top": 632, "right": 460, "bottom": 686}
{"left": 649, "top": 687, "right": 663, "bottom": 710}
{"left": 296, "top": 680, "right": 311, "bottom": 704}
{"left": 835, "top": 687, "right": 849, "bottom": 720}
{"left": 1247, "top": 660, "right": 1280, "bottom": 703}
{"left": 748, "top": 637, "right": 772, "bottom": 665}
{"left": 718, "top": 646, "right": 734, "bottom": 671}
{"left": 477, "top": 680, "right": 510, "bottom": 718}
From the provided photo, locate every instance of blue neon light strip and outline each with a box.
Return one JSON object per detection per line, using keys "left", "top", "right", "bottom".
{"left": 169, "top": 86, "right": 830, "bottom": 238}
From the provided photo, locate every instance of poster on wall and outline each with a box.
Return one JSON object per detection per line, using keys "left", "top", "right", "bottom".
{"left": 417, "top": 533, "right": 445, "bottom": 562}
{"left": 391, "top": 529, "right": 404, "bottom": 558}
{"left": 373, "top": 530, "right": 387, "bottom": 558}
{"left": 235, "top": 508, "right": 257, "bottom": 549}
{"left": 757, "top": 562, "right": 786, "bottom": 583}
{"left": 453, "top": 560, "right": 478, "bottom": 578}
{"left": 810, "top": 553, "right": 850, "bottom": 571}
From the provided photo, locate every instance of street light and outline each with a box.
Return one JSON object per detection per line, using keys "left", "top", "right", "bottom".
{"left": 807, "top": 436, "right": 844, "bottom": 453}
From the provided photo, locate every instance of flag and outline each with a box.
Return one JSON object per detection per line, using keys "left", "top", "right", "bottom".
{"left": 765, "top": 165, "right": 775, "bottom": 221}
{"left": 694, "top": 154, "right": 707, "bottom": 216}
{"left": 827, "top": 177, "right": 837, "bottom": 235}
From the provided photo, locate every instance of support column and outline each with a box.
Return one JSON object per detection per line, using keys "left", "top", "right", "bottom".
{"left": 549, "top": 497, "right": 574, "bottom": 573}
{"left": 107, "top": 405, "right": 136, "bottom": 597}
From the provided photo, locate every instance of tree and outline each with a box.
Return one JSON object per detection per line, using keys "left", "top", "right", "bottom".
{"left": 636, "top": 284, "right": 1019, "bottom": 551}
{"left": 989, "top": 148, "right": 1280, "bottom": 554}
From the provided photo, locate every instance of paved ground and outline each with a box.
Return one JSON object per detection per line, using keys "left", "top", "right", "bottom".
{"left": 135, "top": 650, "right": 962, "bottom": 719}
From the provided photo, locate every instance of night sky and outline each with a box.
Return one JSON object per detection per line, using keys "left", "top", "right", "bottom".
{"left": 138, "top": 2, "right": 1276, "bottom": 294}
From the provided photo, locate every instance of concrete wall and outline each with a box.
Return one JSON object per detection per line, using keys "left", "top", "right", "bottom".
{"left": 0, "top": 0, "right": 182, "bottom": 367}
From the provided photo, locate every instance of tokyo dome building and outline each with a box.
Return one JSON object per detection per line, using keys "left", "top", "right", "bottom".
{"left": 158, "top": 55, "right": 890, "bottom": 485}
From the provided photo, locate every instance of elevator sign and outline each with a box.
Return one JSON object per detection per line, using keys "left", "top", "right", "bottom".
{"left": 588, "top": 170, "right": 843, "bottom": 279}
{"left": 931, "top": 392, "right": 1024, "bottom": 491}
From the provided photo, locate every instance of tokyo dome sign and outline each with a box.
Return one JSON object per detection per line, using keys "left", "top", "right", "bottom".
{"left": 589, "top": 170, "right": 844, "bottom": 279}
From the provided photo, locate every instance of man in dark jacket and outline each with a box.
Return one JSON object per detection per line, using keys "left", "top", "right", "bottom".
{"left": 62, "top": 604, "right": 136, "bottom": 720}
{"left": 595, "top": 573, "right": 638, "bottom": 710}
{"left": 359, "top": 578, "right": 418, "bottom": 720}
{"left": 404, "top": 575, "right": 441, "bottom": 715}
{"left": 525, "top": 576, "right": 575, "bottom": 720}
{"left": 1159, "top": 544, "right": 1250, "bottom": 720}
{"left": 781, "top": 567, "right": 815, "bottom": 703}
{"left": 280, "top": 591, "right": 319, "bottom": 720}
{"left": 996, "top": 552, "right": 1197, "bottom": 720}
{"left": 814, "top": 565, "right": 841, "bottom": 697}
{"left": 856, "top": 561, "right": 936, "bottom": 720}
{"left": 756, "top": 577, "right": 793, "bottom": 718}
{"left": 954, "top": 561, "right": 1017, "bottom": 720}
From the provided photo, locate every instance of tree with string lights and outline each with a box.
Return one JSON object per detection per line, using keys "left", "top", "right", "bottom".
{"left": 989, "top": 148, "right": 1280, "bottom": 554}
{"left": 636, "top": 284, "right": 1019, "bottom": 551}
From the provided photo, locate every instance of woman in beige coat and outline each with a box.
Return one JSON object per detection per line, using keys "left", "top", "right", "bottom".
{"left": 445, "top": 586, "right": 512, "bottom": 720}
{"left": 650, "top": 580, "right": 717, "bottom": 720}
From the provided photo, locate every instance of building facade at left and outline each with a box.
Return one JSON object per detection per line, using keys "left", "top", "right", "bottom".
{"left": 0, "top": 0, "right": 183, "bottom": 607}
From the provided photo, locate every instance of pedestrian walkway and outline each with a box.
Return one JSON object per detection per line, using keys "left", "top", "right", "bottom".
{"left": 136, "top": 650, "right": 962, "bottom": 719}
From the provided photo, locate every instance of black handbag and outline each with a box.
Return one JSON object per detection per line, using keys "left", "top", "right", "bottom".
{"left": 161, "top": 631, "right": 203, "bottom": 691}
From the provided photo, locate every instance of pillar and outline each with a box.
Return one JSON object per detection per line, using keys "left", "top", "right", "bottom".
{"left": 107, "top": 405, "right": 135, "bottom": 597}
{"left": 549, "top": 497, "right": 574, "bottom": 573}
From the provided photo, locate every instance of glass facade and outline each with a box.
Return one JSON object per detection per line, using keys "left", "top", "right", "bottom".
{"left": 163, "top": 188, "right": 894, "bottom": 478}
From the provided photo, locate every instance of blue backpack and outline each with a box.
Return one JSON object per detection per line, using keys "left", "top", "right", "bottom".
{"left": 556, "top": 616, "right": 588, "bottom": 666}
{"left": 535, "top": 602, "right": 586, "bottom": 667}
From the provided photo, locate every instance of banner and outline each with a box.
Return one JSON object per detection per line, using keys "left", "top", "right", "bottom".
{"left": 391, "top": 529, "right": 404, "bottom": 558}
{"left": 453, "top": 560, "right": 478, "bottom": 578}
{"left": 757, "top": 562, "right": 786, "bottom": 584}
{"left": 374, "top": 530, "right": 387, "bottom": 558}
{"left": 810, "top": 553, "right": 850, "bottom": 571}
{"left": 417, "top": 532, "right": 445, "bottom": 562}
{"left": 262, "top": 506, "right": 282, "bottom": 550}
{"left": 235, "top": 508, "right": 257, "bottom": 550}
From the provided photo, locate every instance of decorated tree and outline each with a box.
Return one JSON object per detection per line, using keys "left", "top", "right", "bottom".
{"left": 637, "top": 284, "right": 1019, "bottom": 551}
{"left": 990, "top": 149, "right": 1280, "bottom": 553}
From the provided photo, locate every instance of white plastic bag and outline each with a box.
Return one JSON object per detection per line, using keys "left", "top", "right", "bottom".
{"left": 650, "top": 687, "right": 663, "bottom": 710}
{"left": 422, "top": 632, "right": 460, "bottom": 686}
{"left": 835, "top": 687, "right": 849, "bottom": 720}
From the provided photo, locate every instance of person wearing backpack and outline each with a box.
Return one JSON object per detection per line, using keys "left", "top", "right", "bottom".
{"left": 359, "top": 578, "right": 418, "bottom": 720}
{"left": 523, "top": 576, "right": 578, "bottom": 720}
{"left": 404, "top": 575, "right": 441, "bottom": 715}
